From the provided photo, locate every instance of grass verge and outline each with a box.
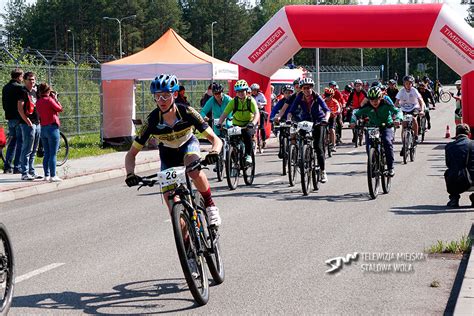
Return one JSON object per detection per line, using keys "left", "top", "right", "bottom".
{"left": 427, "top": 235, "right": 472, "bottom": 254}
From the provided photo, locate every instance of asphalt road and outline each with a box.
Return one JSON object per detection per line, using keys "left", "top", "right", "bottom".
{"left": 2, "top": 94, "right": 473, "bottom": 315}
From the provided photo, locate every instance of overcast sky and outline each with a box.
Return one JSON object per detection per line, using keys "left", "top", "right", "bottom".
{"left": 0, "top": 0, "right": 470, "bottom": 25}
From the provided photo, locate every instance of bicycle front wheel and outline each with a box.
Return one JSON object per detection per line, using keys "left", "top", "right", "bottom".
{"left": 0, "top": 223, "right": 15, "bottom": 315}
{"left": 288, "top": 143, "right": 298, "bottom": 187}
{"left": 56, "top": 132, "right": 69, "bottom": 166}
{"left": 243, "top": 150, "right": 255, "bottom": 185}
{"left": 410, "top": 133, "right": 416, "bottom": 162}
{"left": 367, "top": 147, "right": 380, "bottom": 199}
{"left": 300, "top": 144, "right": 312, "bottom": 196}
{"left": 225, "top": 146, "right": 239, "bottom": 190}
{"left": 171, "top": 203, "right": 209, "bottom": 306}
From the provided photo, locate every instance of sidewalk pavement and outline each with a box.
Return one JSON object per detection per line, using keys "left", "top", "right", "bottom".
{"left": 0, "top": 136, "right": 472, "bottom": 314}
{"left": 0, "top": 148, "right": 162, "bottom": 204}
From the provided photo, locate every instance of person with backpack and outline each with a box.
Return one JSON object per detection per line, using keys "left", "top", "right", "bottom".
{"left": 217, "top": 80, "right": 260, "bottom": 165}
{"left": 17, "top": 71, "right": 42, "bottom": 181}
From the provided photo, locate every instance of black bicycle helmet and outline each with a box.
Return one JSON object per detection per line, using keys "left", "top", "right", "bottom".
{"left": 211, "top": 82, "right": 223, "bottom": 93}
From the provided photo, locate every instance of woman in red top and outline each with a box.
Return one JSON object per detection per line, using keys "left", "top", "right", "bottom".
{"left": 36, "top": 83, "right": 63, "bottom": 182}
{"left": 324, "top": 88, "right": 341, "bottom": 152}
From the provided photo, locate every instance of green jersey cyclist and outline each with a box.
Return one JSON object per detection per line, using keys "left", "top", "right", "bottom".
{"left": 125, "top": 74, "right": 223, "bottom": 226}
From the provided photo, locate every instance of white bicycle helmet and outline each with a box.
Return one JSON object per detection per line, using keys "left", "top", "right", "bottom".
{"left": 299, "top": 77, "right": 314, "bottom": 87}
{"left": 455, "top": 80, "right": 461, "bottom": 85}
{"left": 250, "top": 83, "right": 260, "bottom": 91}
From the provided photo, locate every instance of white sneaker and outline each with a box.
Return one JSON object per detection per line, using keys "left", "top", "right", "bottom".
{"left": 44, "top": 176, "right": 51, "bottom": 181}
{"left": 206, "top": 206, "right": 222, "bottom": 227}
{"left": 21, "top": 174, "right": 34, "bottom": 181}
{"left": 50, "top": 176, "right": 62, "bottom": 182}
{"left": 320, "top": 171, "right": 328, "bottom": 183}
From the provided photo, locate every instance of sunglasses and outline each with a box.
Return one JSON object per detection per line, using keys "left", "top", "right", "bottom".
{"left": 154, "top": 93, "right": 173, "bottom": 101}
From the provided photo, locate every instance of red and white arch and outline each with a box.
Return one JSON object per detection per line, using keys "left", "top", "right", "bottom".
{"left": 231, "top": 4, "right": 473, "bottom": 130}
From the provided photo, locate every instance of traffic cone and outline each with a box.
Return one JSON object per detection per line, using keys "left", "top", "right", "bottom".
{"left": 445, "top": 125, "right": 451, "bottom": 138}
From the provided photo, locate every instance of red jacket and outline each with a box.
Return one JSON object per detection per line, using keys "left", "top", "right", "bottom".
{"left": 36, "top": 96, "right": 62, "bottom": 127}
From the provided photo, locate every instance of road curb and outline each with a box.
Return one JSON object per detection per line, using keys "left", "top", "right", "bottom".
{"left": 453, "top": 243, "right": 474, "bottom": 315}
{"left": 0, "top": 161, "right": 161, "bottom": 204}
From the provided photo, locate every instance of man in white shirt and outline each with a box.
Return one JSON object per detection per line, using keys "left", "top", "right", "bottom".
{"left": 250, "top": 83, "right": 268, "bottom": 148}
{"left": 395, "top": 75, "right": 425, "bottom": 143}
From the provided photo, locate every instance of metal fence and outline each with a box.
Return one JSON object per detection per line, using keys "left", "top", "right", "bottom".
{"left": 0, "top": 47, "right": 381, "bottom": 137}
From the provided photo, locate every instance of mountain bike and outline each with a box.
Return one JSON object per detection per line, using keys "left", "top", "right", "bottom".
{"left": 296, "top": 121, "right": 320, "bottom": 196}
{"left": 401, "top": 113, "right": 416, "bottom": 164}
{"left": 418, "top": 110, "right": 428, "bottom": 143}
{"left": 212, "top": 119, "right": 226, "bottom": 182}
{"left": 1, "top": 128, "right": 69, "bottom": 166}
{"left": 133, "top": 160, "right": 224, "bottom": 306}
{"left": 0, "top": 223, "right": 14, "bottom": 315}
{"left": 255, "top": 111, "right": 268, "bottom": 154}
{"left": 366, "top": 126, "right": 392, "bottom": 199}
{"left": 275, "top": 121, "right": 292, "bottom": 176}
{"left": 353, "top": 118, "right": 365, "bottom": 148}
{"left": 287, "top": 124, "right": 299, "bottom": 187}
{"left": 222, "top": 126, "right": 255, "bottom": 190}
{"left": 323, "top": 125, "right": 332, "bottom": 158}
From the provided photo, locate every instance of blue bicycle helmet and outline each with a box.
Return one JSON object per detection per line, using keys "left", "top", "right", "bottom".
{"left": 150, "top": 74, "right": 179, "bottom": 94}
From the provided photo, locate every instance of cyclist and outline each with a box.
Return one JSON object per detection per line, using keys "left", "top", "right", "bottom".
{"left": 346, "top": 79, "right": 368, "bottom": 143}
{"left": 328, "top": 81, "right": 345, "bottom": 106}
{"left": 417, "top": 82, "right": 435, "bottom": 130}
{"left": 287, "top": 77, "right": 331, "bottom": 183}
{"left": 386, "top": 79, "right": 399, "bottom": 104}
{"left": 274, "top": 77, "right": 303, "bottom": 123}
{"left": 394, "top": 75, "right": 425, "bottom": 147}
{"left": 323, "top": 87, "right": 341, "bottom": 152}
{"left": 341, "top": 84, "right": 352, "bottom": 104}
{"left": 217, "top": 79, "right": 260, "bottom": 165}
{"left": 124, "top": 74, "right": 223, "bottom": 227}
{"left": 433, "top": 79, "right": 441, "bottom": 105}
{"left": 351, "top": 86, "right": 402, "bottom": 177}
{"left": 250, "top": 83, "right": 268, "bottom": 148}
{"left": 270, "top": 84, "right": 294, "bottom": 158}
{"left": 200, "top": 82, "right": 232, "bottom": 136}
{"left": 367, "top": 82, "right": 394, "bottom": 106}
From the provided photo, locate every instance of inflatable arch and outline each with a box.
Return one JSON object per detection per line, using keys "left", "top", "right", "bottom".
{"left": 230, "top": 4, "right": 473, "bottom": 131}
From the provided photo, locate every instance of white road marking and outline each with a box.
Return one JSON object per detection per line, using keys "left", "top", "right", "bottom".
{"left": 265, "top": 178, "right": 282, "bottom": 185}
{"left": 15, "top": 263, "right": 65, "bottom": 283}
{"left": 347, "top": 150, "right": 358, "bottom": 154}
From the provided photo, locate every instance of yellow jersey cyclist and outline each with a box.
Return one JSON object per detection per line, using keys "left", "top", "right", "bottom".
{"left": 124, "top": 74, "right": 223, "bottom": 226}
{"left": 217, "top": 79, "right": 260, "bottom": 165}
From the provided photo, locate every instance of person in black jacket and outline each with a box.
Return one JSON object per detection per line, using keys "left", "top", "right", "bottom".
{"left": 445, "top": 124, "right": 474, "bottom": 207}
{"left": 2, "top": 68, "right": 24, "bottom": 173}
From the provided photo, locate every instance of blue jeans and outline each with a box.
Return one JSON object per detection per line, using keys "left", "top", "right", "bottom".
{"left": 365, "top": 127, "right": 395, "bottom": 170}
{"left": 20, "top": 123, "right": 40, "bottom": 176}
{"left": 40, "top": 125, "right": 60, "bottom": 177}
{"left": 4, "top": 119, "right": 23, "bottom": 171}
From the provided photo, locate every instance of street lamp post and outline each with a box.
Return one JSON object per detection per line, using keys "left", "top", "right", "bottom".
{"left": 103, "top": 14, "right": 136, "bottom": 58}
{"left": 211, "top": 21, "right": 217, "bottom": 58}
{"left": 67, "top": 29, "right": 75, "bottom": 61}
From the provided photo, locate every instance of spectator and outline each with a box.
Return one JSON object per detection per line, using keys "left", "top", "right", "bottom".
{"left": 2, "top": 68, "right": 24, "bottom": 174}
{"left": 36, "top": 83, "right": 63, "bottom": 182}
{"left": 453, "top": 80, "right": 462, "bottom": 125}
{"left": 445, "top": 124, "right": 474, "bottom": 207}
{"left": 17, "top": 71, "right": 42, "bottom": 180}
{"left": 433, "top": 79, "right": 441, "bottom": 104}
{"left": 176, "top": 85, "right": 190, "bottom": 106}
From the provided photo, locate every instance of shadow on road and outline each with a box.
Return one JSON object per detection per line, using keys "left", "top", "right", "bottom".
{"left": 12, "top": 278, "right": 201, "bottom": 314}
{"left": 390, "top": 204, "right": 474, "bottom": 215}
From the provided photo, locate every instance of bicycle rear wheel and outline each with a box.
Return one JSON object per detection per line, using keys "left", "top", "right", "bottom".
{"left": 0, "top": 223, "right": 14, "bottom": 315}
{"left": 56, "top": 132, "right": 69, "bottom": 166}
{"left": 171, "top": 203, "right": 209, "bottom": 306}
{"left": 225, "top": 146, "right": 239, "bottom": 190}
{"left": 367, "top": 148, "right": 380, "bottom": 199}
{"left": 288, "top": 143, "right": 298, "bottom": 187}
{"left": 243, "top": 150, "right": 255, "bottom": 185}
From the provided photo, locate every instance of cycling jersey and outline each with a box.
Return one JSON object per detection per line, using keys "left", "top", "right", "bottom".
{"left": 347, "top": 90, "right": 367, "bottom": 109}
{"left": 325, "top": 98, "right": 341, "bottom": 115}
{"left": 341, "top": 90, "right": 350, "bottom": 104}
{"left": 252, "top": 92, "right": 267, "bottom": 110}
{"left": 222, "top": 96, "right": 258, "bottom": 127}
{"left": 200, "top": 94, "right": 233, "bottom": 134}
{"left": 270, "top": 97, "right": 290, "bottom": 121}
{"left": 133, "top": 103, "right": 209, "bottom": 150}
{"left": 351, "top": 99, "right": 402, "bottom": 127}
{"left": 333, "top": 89, "right": 344, "bottom": 107}
{"left": 396, "top": 88, "right": 422, "bottom": 112}
{"left": 289, "top": 91, "right": 330, "bottom": 124}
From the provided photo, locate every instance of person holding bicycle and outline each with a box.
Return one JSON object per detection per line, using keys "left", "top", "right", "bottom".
{"left": 287, "top": 77, "right": 331, "bottom": 183}
{"left": 250, "top": 83, "right": 268, "bottom": 149}
{"left": 200, "top": 82, "right": 232, "bottom": 136}
{"left": 217, "top": 80, "right": 260, "bottom": 166}
{"left": 125, "top": 74, "right": 223, "bottom": 227}
{"left": 395, "top": 75, "right": 425, "bottom": 150}
{"left": 351, "top": 87, "right": 402, "bottom": 177}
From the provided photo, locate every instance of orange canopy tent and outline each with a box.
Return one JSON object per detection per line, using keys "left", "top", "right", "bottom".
{"left": 101, "top": 28, "right": 238, "bottom": 141}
